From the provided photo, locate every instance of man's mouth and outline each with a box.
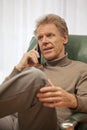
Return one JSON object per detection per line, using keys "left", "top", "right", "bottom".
{"left": 43, "top": 47, "right": 53, "bottom": 54}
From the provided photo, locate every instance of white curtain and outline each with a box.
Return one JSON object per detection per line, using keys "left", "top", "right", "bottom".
{"left": 0, "top": 0, "right": 87, "bottom": 83}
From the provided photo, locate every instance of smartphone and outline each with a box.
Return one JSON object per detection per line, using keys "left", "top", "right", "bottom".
{"left": 27, "top": 37, "right": 42, "bottom": 65}
{"left": 35, "top": 44, "right": 41, "bottom": 64}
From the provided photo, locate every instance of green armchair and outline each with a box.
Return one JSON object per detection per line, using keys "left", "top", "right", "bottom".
{"left": 28, "top": 35, "right": 87, "bottom": 130}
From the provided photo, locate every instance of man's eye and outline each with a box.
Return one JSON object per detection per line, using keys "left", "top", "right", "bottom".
{"left": 38, "top": 36, "right": 43, "bottom": 41}
{"left": 47, "top": 33, "right": 55, "bottom": 38}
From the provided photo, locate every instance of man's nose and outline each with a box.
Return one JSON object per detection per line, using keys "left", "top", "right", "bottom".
{"left": 42, "top": 36, "right": 48, "bottom": 43}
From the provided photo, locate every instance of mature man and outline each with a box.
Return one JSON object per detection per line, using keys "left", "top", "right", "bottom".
{"left": 0, "top": 14, "right": 87, "bottom": 130}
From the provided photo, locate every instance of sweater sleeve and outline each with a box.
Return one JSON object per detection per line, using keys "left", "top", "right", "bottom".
{"left": 71, "top": 71, "right": 87, "bottom": 113}
{"left": 3, "top": 67, "right": 21, "bottom": 83}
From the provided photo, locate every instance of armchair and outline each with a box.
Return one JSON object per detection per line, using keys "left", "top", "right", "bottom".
{"left": 28, "top": 35, "right": 87, "bottom": 130}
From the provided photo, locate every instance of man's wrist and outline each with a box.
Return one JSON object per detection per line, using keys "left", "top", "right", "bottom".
{"left": 15, "top": 65, "right": 24, "bottom": 71}
{"left": 69, "top": 94, "right": 78, "bottom": 109}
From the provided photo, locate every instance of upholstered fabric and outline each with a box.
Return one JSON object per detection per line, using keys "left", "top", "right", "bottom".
{"left": 66, "top": 35, "right": 87, "bottom": 63}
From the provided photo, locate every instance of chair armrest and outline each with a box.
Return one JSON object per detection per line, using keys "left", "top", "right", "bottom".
{"left": 60, "top": 113, "right": 87, "bottom": 130}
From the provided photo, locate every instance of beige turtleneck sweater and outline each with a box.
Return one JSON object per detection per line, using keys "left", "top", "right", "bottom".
{"left": 43, "top": 55, "right": 87, "bottom": 123}
{"left": 1, "top": 55, "right": 87, "bottom": 125}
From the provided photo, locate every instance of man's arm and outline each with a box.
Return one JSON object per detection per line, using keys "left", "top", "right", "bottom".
{"left": 3, "top": 48, "right": 40, "bottom": 83}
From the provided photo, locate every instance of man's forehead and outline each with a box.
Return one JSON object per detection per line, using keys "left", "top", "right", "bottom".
{"left": 36, "top": 23, "right": 58, "bottom": 35}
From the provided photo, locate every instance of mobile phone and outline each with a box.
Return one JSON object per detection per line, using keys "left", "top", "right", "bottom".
{"left": 27, "top": 36, "right": 42, "bottom": 65}
{"left": 36, "top": 44, "right": 41, "bottom": 64}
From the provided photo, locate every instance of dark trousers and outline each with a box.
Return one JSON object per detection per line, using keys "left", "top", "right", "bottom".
{"left": 0, "top": 67, "right": 59, "bottom": 130}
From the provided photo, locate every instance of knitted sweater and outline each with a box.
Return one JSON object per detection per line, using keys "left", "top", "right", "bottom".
{"left": 43, "top": 55, "right": 87, "bottom": 123}
{"left": 2, "top": 55, "right": 87, "bottom": 124}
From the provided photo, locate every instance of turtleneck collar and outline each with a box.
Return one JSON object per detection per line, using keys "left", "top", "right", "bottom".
{"left": 45, "top": 54, "right": 72, "bottom": 67}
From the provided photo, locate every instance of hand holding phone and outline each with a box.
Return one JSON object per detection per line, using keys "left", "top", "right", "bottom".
{"left": 16, "top": 44, "right": 41, "bottom": 71}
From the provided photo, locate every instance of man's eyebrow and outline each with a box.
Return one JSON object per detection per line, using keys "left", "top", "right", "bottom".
{"left": 37, "top": 35, "right": 43, "bottom": 39}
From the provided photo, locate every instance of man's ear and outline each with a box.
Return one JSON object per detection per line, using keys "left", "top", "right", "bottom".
{"left": 63, "top": 35, "right": 68, "bottom": 45}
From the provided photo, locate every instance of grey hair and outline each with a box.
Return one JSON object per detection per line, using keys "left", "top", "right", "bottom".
{"left": 34, "top": 14, "right": 68, "bottom": 36}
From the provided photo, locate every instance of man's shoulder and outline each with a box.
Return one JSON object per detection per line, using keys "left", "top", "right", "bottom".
{"left": 70, "top": 59, "right": 87, "bottom": 72}
{"left": 71, "top": 59, "right": 87, "bottom": 66}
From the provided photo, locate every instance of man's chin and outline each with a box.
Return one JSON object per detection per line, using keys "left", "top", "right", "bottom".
{"left": 44, "top": 56, "right": 54, "bottom": 61}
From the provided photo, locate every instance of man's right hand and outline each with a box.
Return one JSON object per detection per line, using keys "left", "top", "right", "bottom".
{"left": 16, "top": 49, "right": 40, "bottom": 71}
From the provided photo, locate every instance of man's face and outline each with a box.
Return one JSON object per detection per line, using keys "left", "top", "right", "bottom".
{"left": 36, "top": 23, "right": 68, "bottom": 61}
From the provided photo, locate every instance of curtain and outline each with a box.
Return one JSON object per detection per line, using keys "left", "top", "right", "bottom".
{"left": 0, "top": 0, "right": 87, "bottom": 83}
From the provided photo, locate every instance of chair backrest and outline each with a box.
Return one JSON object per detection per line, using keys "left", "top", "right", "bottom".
{"left": 28, "top": 35, "right": 87, "bottom": 63}
{"left": 66, "top": 35, "right": 87, "bottom": 63}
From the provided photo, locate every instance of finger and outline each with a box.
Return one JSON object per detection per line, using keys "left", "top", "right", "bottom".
{"left": 37, "top": 90, "right": 61, "bottom": 98}
{"left": 43, "top": 102, "right": 56, "bottom": 108}
{"left": 48, "top": 79, "right": 55, "bottom": 87}
{"left": 33, "top": 44, "right": 38, "bottom": 50}
{"left": 29, "top": 50, "right": 40, "bottom": 58}
{"left": 29, "top": 53, "right": 39, "bottom": 63}
{"left": 38, "top": 96, "right": 62, "bottom": 102}
{"left": 37, "top": 92, "right": 53, "bottom": 98}
{"left": 40, "top": 86, "right": 58, "bottom": 93}
{"left": 27, "top": 50, "right": 40, "bottom": 64}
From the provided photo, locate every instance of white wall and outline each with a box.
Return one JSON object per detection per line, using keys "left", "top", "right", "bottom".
{"left": 0, "top": 0, "right": 87, "bottom": 83}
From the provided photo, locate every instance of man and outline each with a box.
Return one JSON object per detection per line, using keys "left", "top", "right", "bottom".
{"left": 0, "top": 14, "right": 87, "bottom": 130}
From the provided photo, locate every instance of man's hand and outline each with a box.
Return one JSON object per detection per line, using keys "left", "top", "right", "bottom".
{"left": 16, "top": 47, "right": 40, "bottom": 71}
{"left": 37, "top": 80, "right": 78, "bottom": 109}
